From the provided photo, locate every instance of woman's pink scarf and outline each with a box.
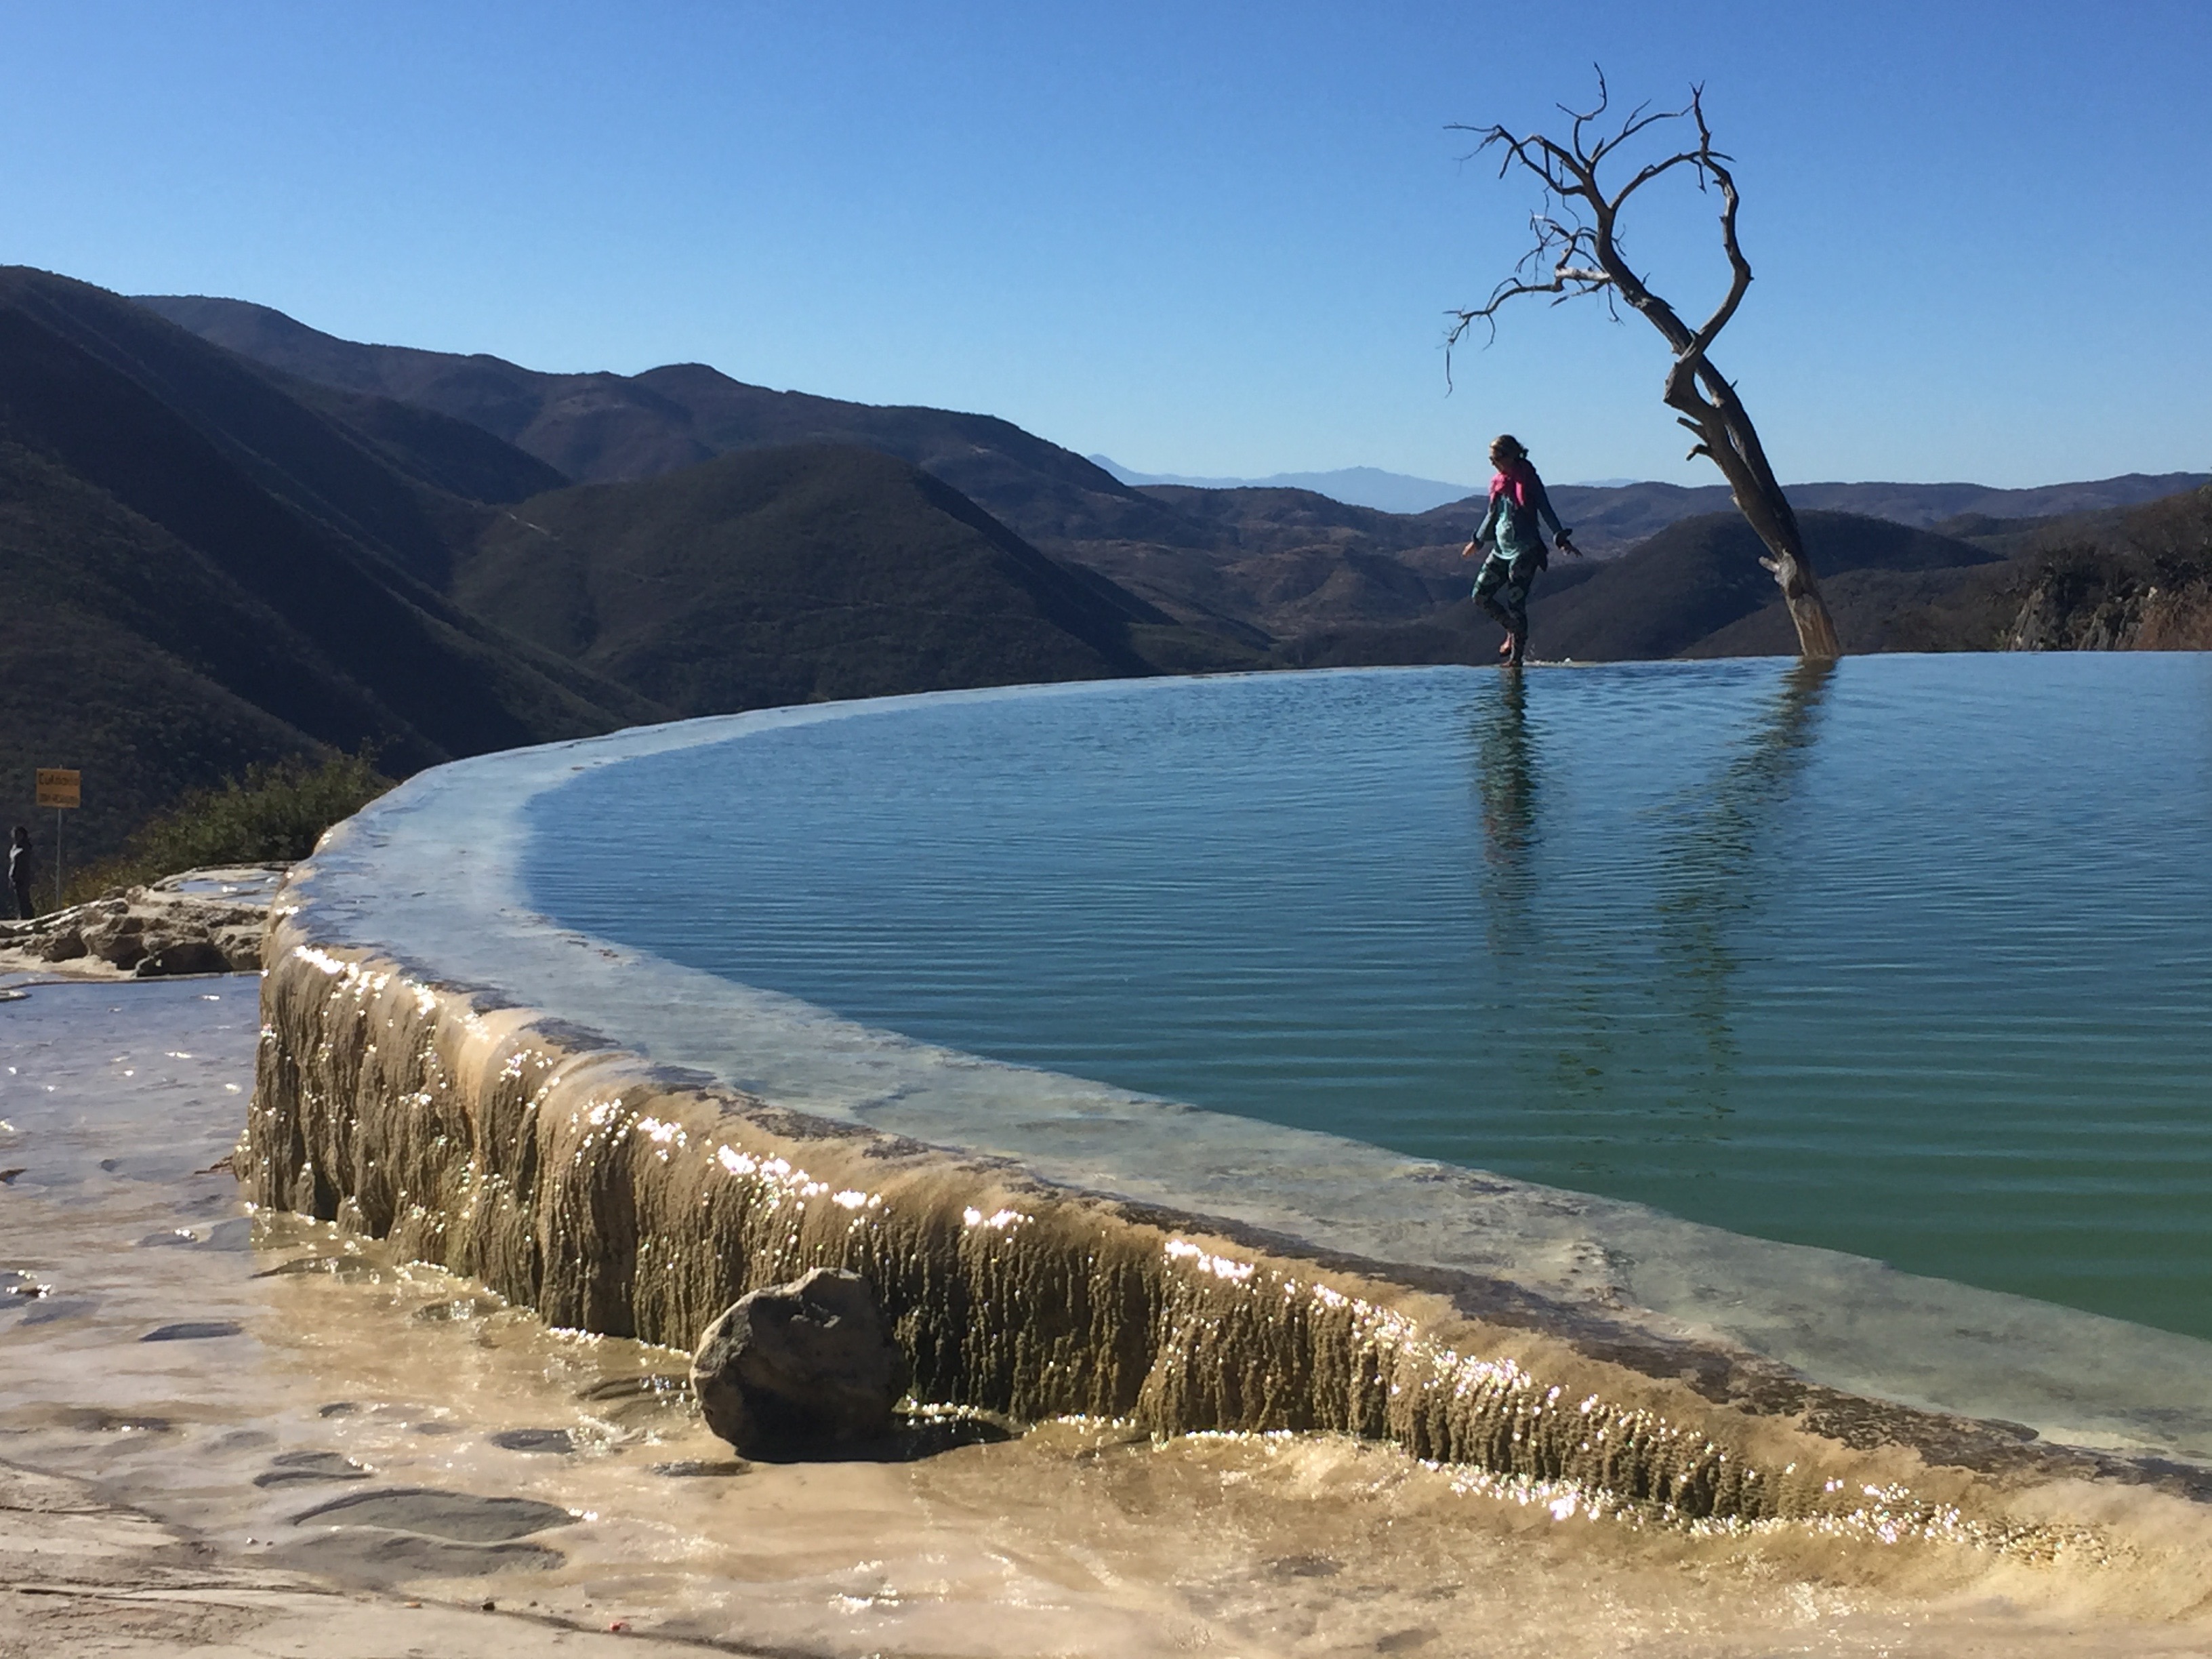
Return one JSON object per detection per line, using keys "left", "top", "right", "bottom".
{"left": 1490, "top": 458, "right": 1536, "bottom": 510}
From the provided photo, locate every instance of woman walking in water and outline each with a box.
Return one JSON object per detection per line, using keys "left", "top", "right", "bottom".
{"left": 1465, "top": 434, "right": 1578, "bottom": 667}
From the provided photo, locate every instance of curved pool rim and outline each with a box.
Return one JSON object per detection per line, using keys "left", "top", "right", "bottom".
{"left": 272, "top": 665, "right": 2212, "bottom": 1470}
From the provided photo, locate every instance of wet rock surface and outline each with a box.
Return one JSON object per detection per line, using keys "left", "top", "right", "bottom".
{"left": 12, "top": 975, "right": 2212, "bottom": 1654}
{"left": 649, "top": 1458, "right": 749, "bottom": 1477}
{"left": 141, "top": 1319, "right": 245, "bottom": 1341}
{"left": 268, "top": 1526, "right": 565, "bottom": 1580}
{"left": 0, "top": 984, "right": 725, "bottom": 1654}
{"left": 253, "top": 1450, "right": 372, "bottom": 1488}
{"left": 690, "top": 1268, "right": 910, "bottom": 1458}
{"left": 271, "top": 1486, "right": 575, "bottom": 1580}
{"left": 0, "top": 864, "right": 283, "bottom": 979}
{"left": 0, "top": 1460, "right": 695, "bottom": 1659}
{"left": 288, "top": 1486, "right": 578, "bottom": 1543}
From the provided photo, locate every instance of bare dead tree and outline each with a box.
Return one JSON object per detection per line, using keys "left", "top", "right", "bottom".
{"left": 1448, "top": 75, "right": 1841, "bottom": 659}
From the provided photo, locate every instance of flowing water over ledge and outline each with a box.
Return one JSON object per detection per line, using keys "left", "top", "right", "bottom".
{"left": 13, "top": 982, "right": 2212, "bottom": 1655}
{"left": 188, "top": 660, "right": 2212, "bottom": 1648}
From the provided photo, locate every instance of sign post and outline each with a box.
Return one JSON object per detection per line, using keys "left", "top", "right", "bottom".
{"left": 35, "top": 769, "right": 80, "bottom": 912}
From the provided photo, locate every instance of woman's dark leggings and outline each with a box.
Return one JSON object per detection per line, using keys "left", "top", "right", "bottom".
{"left": 1473, "top": 548, "right": 1544, "bottom": 638}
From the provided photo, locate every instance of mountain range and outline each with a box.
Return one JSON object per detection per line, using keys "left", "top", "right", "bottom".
{"left": 1086, "top": 457, "right": 1481, "bottom": 515}
{"left": 4, "top": 266, "right": 2204, "bottom": 857}
{"left": 1, "top": 271, "right": 1234, "bottom": 855}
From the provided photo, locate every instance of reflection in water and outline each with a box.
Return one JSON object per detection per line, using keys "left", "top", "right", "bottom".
{"left": 1465, "top": 662, "right": 1835, "bottom": 1161}
{"left": 1471, "top": 668, "right": 1538, "bottom": 960}
{"left": 525, "top": 656, "right": 2212, "bottom": 1340}
{"left": 1652, "top": 660, "right": 1835, "bottom": 1117}
{"left": 1466, "top": 670, "right": 1618, "bottom": 1116}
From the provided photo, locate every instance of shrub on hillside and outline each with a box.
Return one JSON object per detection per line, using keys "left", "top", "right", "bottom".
{"left": 2123, "top": 484, "right": 2212, "bottom": 576}
{"left": 2001, "top": 488, "right": 2212, "bottom": 652}
{"left": 62, "top": 749, "right": 393, "bottom": 903}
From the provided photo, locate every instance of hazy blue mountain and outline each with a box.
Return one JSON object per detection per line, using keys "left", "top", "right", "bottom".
{"left": 1088, "top": 455, "right": 1479, "bottom": 514}
{"left": 1099, "top": 457, "right": 2209, "bottom": 531}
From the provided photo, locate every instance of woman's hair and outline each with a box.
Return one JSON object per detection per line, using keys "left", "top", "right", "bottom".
{"left": 1490, "top": 434, "right": 1528, "bottom": 462}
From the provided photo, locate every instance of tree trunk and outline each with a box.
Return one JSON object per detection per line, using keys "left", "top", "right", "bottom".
{"left": 1664, "top": 363, "right": 1841, "bottom": 659}
{"left": 1751, "top": 527, "right": 1841, "bottom": 659}
{"left": 1714, "top": 455, "right": 1841, "bottom": 659}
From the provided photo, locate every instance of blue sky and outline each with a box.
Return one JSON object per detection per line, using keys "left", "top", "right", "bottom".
{"left": 3, "top": 1, "right": 2205, "bottom": 489}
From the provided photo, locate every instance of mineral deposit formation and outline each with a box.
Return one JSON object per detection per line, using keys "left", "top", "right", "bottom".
{"left": 247, "top": 865, "right": 2165, "bottom": 1552}
{"left": 237, "top": 760, "right": 2212, "bottom": 1565}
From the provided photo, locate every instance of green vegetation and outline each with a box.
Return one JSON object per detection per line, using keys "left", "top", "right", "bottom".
{"left": 62, "top": 748, "right": 392, "bottom": 903}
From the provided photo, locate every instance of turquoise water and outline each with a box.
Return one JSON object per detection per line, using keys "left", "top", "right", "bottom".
{"left": 525, "top": 657, "right": 2212, "bottom": 1342}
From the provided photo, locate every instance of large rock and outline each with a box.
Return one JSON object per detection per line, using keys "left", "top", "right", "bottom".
{"left": 136, "top": 938, "right": 231, "bottom": 977}
{"left": 88, "top": 913, "right": 150, "bottom": 970}
{"left": 35, "top": 926, "right": 87, "bottom": 962}
{"left": 0, "top": 865, "right": 281, "bottom": 978}
{"left": 689, "top": 1269, "right": 908, "bottom": 1458}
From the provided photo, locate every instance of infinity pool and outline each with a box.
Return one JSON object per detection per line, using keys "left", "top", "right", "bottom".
{"left": 525, "top": 657, "right": 2212, "bottom": 1342}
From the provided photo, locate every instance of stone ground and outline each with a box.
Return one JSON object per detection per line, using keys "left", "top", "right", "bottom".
{"left": 0, "top": 1458, "right": 714, "bottom": 1659}
{"left": 5, "top": 937, "right": 2211, "bottom": 1654}
{"left": 0, "top": 952, "right": 731, "bottom": 1656}
{"left": 0, "top": 867, "right": 283, "bottom": 981}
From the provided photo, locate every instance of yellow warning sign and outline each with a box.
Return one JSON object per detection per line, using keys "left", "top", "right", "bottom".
{"left": 35, "top": 769, "right": 81, "bottom": 809}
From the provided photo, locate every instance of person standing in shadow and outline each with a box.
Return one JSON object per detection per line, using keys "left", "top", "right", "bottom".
{"left": 8, "top": 825, "right": 34, "bottom": 919}
{"left": 1464, "top": 434, "right": 1580, "bottom": 667}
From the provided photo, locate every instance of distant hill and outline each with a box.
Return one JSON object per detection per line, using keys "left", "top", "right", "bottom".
{"left": 270, "top": 374, "right": 571, "bottom": 508}
{"left": 1063, "top": 485, "right": 1465, "bottom": 643}
{"left": 7, "top": 270, "right": 1232, "bottom": 859}
{"left": 1531, "top": 512, "right": 2004, "bottom": 661}
{"left": 1089, "top": 456, "right": 1479, "bottom": 514}
{"left": 1409, "top": 474, "right": 2211, "bottom": 560}
{"left": 131, "top": 295, "right": 1475, "bottom": 650}
{"left": 1099, "top": 451, "right": 2209, "bottom": 555}
{"left": 0, "top": 268, "right": 658, "bottom": 855}
{"left": 111, "top": 281, "right": 2212, "bottom": 687}
{"left": 132, "top": 294, "right": 1200, "bottom": 553}
{"left": 136, "top": 292, "right": 2207, "bottom": 657}
{"left": 1901, "top": 486, "right": 2212, "bottom": 653}
{"left": 460, "top": 445, "right": 1250, "bottom": 715}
